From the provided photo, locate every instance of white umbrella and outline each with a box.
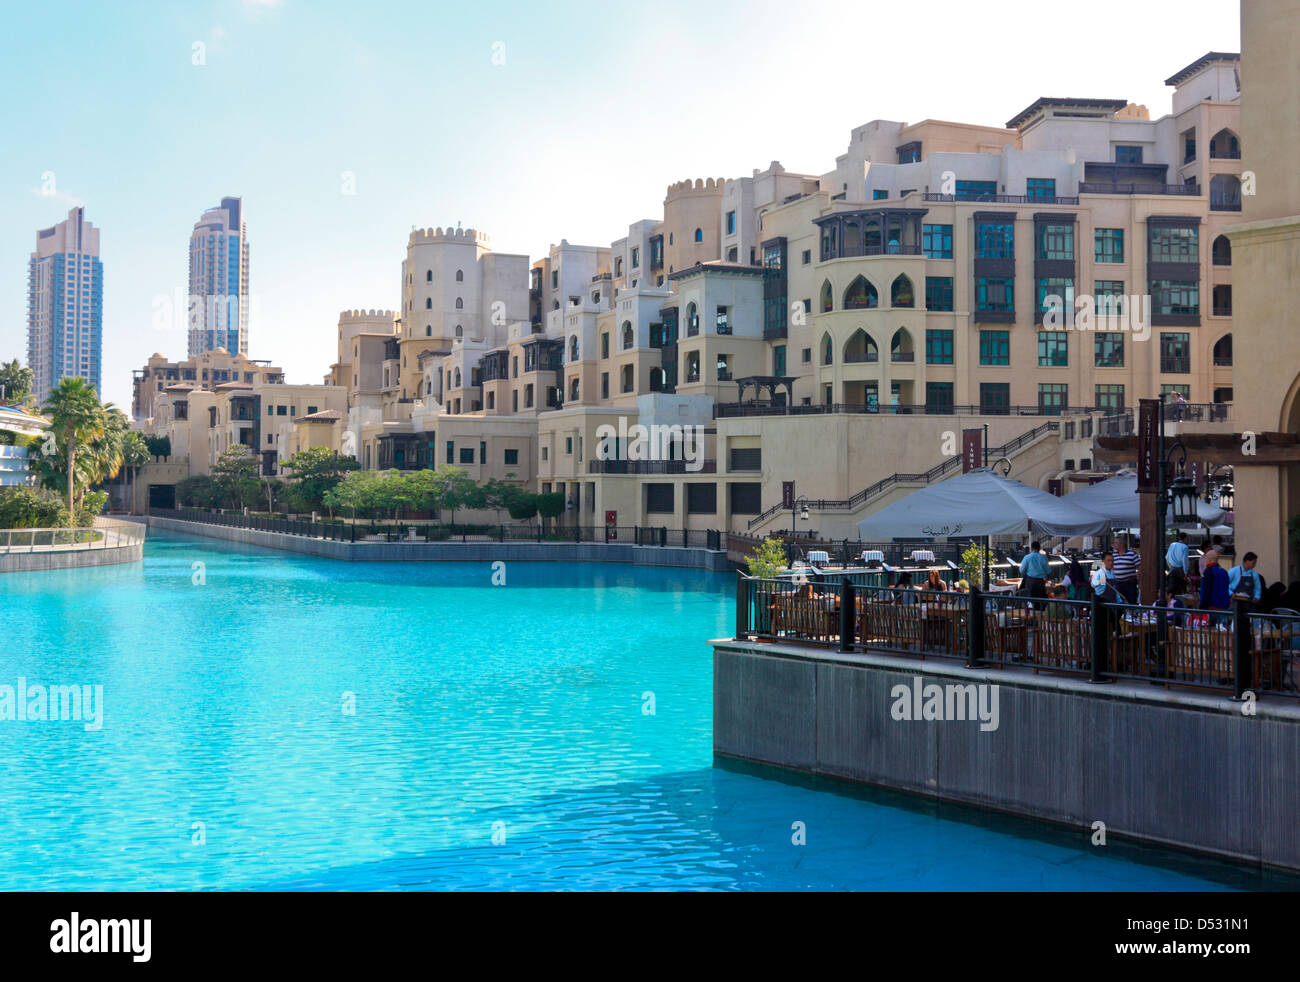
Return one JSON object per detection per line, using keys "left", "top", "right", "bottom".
{"left": 1064, "top": 472, "right": 1225, "bottom": 526}
{"left": 856, "top": 468, "right": 1110, "bottom": 540}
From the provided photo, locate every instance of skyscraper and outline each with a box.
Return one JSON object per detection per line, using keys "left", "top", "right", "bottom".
{"left": 188, "top": 196, "right": 249, "bottom": 358}
{"left": 27, "top": 206, "right": 103, "bottom": 403}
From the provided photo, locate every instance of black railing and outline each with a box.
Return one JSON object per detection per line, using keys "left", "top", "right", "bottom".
{"left": 718, "top": 402, "right": 1106, "bottom": 419}
{"left": 1078, "top": 182, "right": 1201, "bottom": 196}
{"left": 586, "top": 459, "right": 718, "bottom": 474}
{"left": 736, "top": 580, "right": 1300, "bottom": 701}
{"left": 151, "top": 509, "right": 724, "bottom": 550}
{"left": 922, "top": 193, "right": 1080, "bottom": 205}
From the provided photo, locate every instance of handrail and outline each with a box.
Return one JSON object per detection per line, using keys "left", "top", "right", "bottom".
{"left": 0, "top": 519, "right": 146, "bottom": 554}
{"left": 746, "top": 421, "right": 1060, "bottom": 531}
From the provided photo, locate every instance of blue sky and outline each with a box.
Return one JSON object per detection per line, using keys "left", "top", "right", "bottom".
{"left": 1, "top": 0, "right": 1240, "bottom": 408}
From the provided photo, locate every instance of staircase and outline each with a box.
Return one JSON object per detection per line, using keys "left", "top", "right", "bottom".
{"left": 746, "top": 420, "right": 1060, "bottom": 532}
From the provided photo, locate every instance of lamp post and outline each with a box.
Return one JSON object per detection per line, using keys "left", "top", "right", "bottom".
{"left": 1156, "top": 438, "right": 1198, "bottom": 600}
{"left": 790, "top": 495, "right": 810, "bottom": 550}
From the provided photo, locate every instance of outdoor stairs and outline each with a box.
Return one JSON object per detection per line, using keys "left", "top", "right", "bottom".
{"left": 745, "top": 420, "right": 1061, "bottom": 534}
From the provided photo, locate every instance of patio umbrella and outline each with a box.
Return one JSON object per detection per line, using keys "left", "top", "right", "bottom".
{"left": 855, "top": 468, "right": 1110, "bottom": 540}
{"left": 1064, "top": 472, "right": 1225, "bottom": 526}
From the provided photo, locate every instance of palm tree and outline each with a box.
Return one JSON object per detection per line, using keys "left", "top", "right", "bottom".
{"left": 42, "top": 378, "right": 104, "bottom": 518}
{"left": 83, "top": 406, "right": 128, "bottom": 504}
{"left": 123, "top": 432, "right": 150, "bottom": 515}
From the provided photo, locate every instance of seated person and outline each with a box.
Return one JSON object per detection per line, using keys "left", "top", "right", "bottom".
{"left": 923, "top": 568, "right": 948, "bottom": 592}
{"left": 894, "top": 571, "right": 920, "bottom": 604}
{"left": 1043, "top": 584, "right": 1073, "bottom": 620}
{"left": 1152, "top": 585, "right": 1186, "bottom": 627}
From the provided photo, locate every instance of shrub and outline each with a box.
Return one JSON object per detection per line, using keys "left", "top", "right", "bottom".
{"left": 745, "top": 537, "right": 788, "bottom": 578}
{"left": 0, "top": 486, "right": 71, "bottom": 529}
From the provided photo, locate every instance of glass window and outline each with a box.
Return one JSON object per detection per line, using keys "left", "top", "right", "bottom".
{"left": 925, "top": 329, "right": 954, "bottom": 365}
{"left": 1093, "top": 280, "right": 1125, "bottom": 322}
{"left": 1026, "top": 178, "right": 1057, "bottom": 200}
{"left": 925, "top": 382, "right": 954, "bottom": 414}
{"left": 976, "top": 276, "right": 1014, "bottom": 312}
{"left": 1150, "top": 280, "right": 1200, "bottom": 317}
{"left": 980, "top": 382, "right": 1011, "bottom": 415}
{"left": 1036, "top": 223, "right": 1074, "bottom": 260}
{"left": 925, "top": 276, "right": 954, "bottom": 311}
{"left": 1148, "top": 225, "right": 1199, "bottom": 263}
{"left": 1094, "top": 333, "right": 1125, "bottom": 368}
{"left": 955, "top": 180, "right": 997, "bottom": 201}
{"left": 1095, "top": 228, "right": 1124, "bottom": 263}
{"left": 976, "top": 222, "right": 1014, "bottom": 259}
{"left": 1038, "top": 383, "right": 1068, "bottom": 415}
{"left": 1115, "top": 145, "right": 1143, "bottom": 164}
{"left": 979, "top": 330, "right": 1010, "bottom": 365}
{"left": 1037, "top": 331, "right": 1068, "bottom": 367}
{"left": 1036, "top": 277, "right": 1074, "bottom": 317}
{"left": 922, "top": 224, "right": 953, "bottom": 259}
{"left": 1160, "top": 332, "right": 1191, "bottom": 373}
{"left": 726, "top": 211, "right": 736, "bottom": 234}
{"left": 504, "top": 449, "right": 518, "bottom": 465}
{"left": 1095, "top": 384, "right": 1125, "bottom": 413}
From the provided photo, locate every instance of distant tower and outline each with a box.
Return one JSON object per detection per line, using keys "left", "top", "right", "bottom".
{"left": 27, "top": 207, "right": 103, "bottom": 403}
{"left": 188, "top": 196, "right": 250, "bottom": 357}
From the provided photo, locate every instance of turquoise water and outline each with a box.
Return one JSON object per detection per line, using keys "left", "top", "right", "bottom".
{"left": 0, "top": 530, "right": 1289, "bottom": 891}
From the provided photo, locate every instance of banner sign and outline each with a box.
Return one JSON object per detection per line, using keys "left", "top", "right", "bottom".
{"left": 1137, "top": 399, "right": 1159, "bottom": 493}
{"left": 962, "top": 429, "right": 983, "bottom": 474}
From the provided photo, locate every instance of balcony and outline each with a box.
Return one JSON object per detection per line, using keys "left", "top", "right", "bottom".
{"left": 1210, "top": 200, "right": 1242, "bottom": 212}
{"left": 1079, "top": 182, "right": 1201, "bottom": 196}
{"left": 587, "top": 459, "right": 717, "bottom": 475}
{"left": 1213, "top": 355, "right": 1233, "bottom": 367}
{"left": 923, "top": 193, "right": 1080, "bottom": 206}
{"left": 843, "top": 351, "right": 879, "bottom": 364}
{"left": 891, "top": 351, "right": 915, "bottom": 363}
{"left": 1160, "top": 358, "right": 1191, "bottom": 374}
{"left": 762, "top": 324, "right": 788, "bottom": 341}
{"left": 1213, "top": 305, "right": 1233, "bottom": 317}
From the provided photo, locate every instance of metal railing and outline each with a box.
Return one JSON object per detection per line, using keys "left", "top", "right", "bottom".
{"left": 922, "top": 193, "right": 1080, "bottom": 205}
{"left": 151, "top": 508, "right": 724, "bottom": 550}
{"left": 736, "top": 578, "right": 1300, "bottom": 701}
{"left": 1078, "top": 182, "right": 1201, "bottom": 196}
{"left": 0, "top": 519, "right": 145, "bottom": 554}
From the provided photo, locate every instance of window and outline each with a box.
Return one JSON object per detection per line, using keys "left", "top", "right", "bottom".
{"left": 843, "top": 276, "right": 878, "bottom": 309}
{"left": 925, "top": 277, "right": 954, "bottom": 311}
{"left": 773, "top": 345, "right": 786, "bottom": 376}
{"left": 569, "top": 336, "right": 579, "bottom": 361}
{"left": 955, "top": 180, "right": 997, "bottom": 201}
{"left": 872, "top": 189, "right": 888, "bottom": 200}
{"left": 726, "top": 247, "right": 738, "bottom": 262}
{"left": 1212, "top": 235, "right": 1232, "bottom": 266}
{"left": 1095, "top": 384, "right": 1125, "bottom": 413}
{"left": 512, "top": 356, "right": 518, "bottom": 378}
{"left": 820, "top": 280, "right": 833, "bottom": 312}
{"left": 1094, "top": 333, "right": 1125, "bottom": 368}
{"left": 1213, "top": 334, "right": 1233, "bottom": 367}
{"left": 822, "top": 334, "right": 834, "bottom": 365}
{"left": 1036, "top": 277, "right": 1074, "bottom": 319}
{"left": 524, "top": 384, "right": 534, "bottom": 408}
{"left": 925, "top": 329, "right": 953, "bottom": 365}
{"left": 601, "top": 372, "right": 609, "bottom": 399}
{"left": 922, "top": 224, "right": 953, "bottom": 259}
{"left": 925, "top": 382, "right": 954, "bottom": 414}
{"left": 976, "top": 222, "right": 1014, "bottom": 259}
{"left": 564, "top": 437, "right": 573, "bottom": 456}
{"left": 1037, "top": 331, "right": 1068, "bottom": 367}
{"left": 1160, "top": 332, "right": 1191, "bottom": 374}
{"left": 1149, "top": 225, "right": 1199, "bottom": 263}
{"left": 716, "top": 305, "right": 730, "bottom": 334}
{"left": 1026, "top": 178, "right": 1057, "bottom": 200}
{"left": 541, "top": 446, "right": 547, "bottom": 461}
{"left": 686, "top": 483, "right": 717, "bottom": 515}
{"left": 1038, "top": 383, "right": 1068, "bottom": 416}
{"left": 716, "top": 354, "right": 731, "bottom": 381}
{"left": 980, "top": 382, "right": 1011, "bottom": 415}
{"left": 646, "top": 483, "right": 674, "bottom": 514}
{"left": 1036, "top": 223, "right": 1074, "bottom": 260}
{"left": 890, "top": 275, "right": 914, "bottom": 308}
{"left": 1114, "top": 145, "right": 1143, "bottom": 164}
{"left": 600, "top": 332, "right": 609, "bottom": 358}
{"left": 426, "top": 269, "right": 432, "bottom": 281}
{"left": 686, "top": 303, "right": 699, "bottom": 335}
{"left": 978, "top": 330, "right": 1010, "bottom": 365}
{"left": 615, "top": 257, "right": 623, "bottom": 277}
{"left": 622, "top": 321, "right": 634, "bottom": 349}
{"left": 1093, "top": 280, "right": 1125, "bottom": 322}
{"left": 621, "top": 364, "right": 633, "bottom": 393}
{"left": 631, "top": 247, "right": 639, "bottom": 268}
{"left": 426, "top": 298, "right": 432, "bottom": 309}
{"left": 976, "top": 277, "right": 1014, "bottom": 312}
{"left": 685, "top": 351, "right": 701, "bottom": 383}
{"left": 455, "top": 269, "right": 464, "bottom": 282}
{"left": 1184, "top": 131, "right": 1197, "bottom": 163}
{"left": 459, "top": 447, "right": 475, "bottom": 464}
{"left": 1150, "top": 280, "right": 1200, "bottom": 317}
{"left": 801, "top": 249, "right": 811, "bottom": 265}
{"left": 693, "top": 228, "right": 703, "bottom": 243}
{"left": 726, "top": 211, "right": 736, "bottom": 234}
{"left": 446, "top": 441, "right": 455, "bottom": 464}
{"left": 729, "top": 482, "right": 762, "bottom": 516}
{"left": 801, "top": 347, "right": 811, "bottom": 364}
{"left": 512, "top": 390, "right": 518, "bottom": 412}
{"left": 569, "top": 377, "right": 579, "bottom": 400}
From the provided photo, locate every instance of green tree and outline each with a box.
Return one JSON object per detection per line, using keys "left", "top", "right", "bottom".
{"left": 212, "top": 446, "right": 261, "bottom": 510}
{"left": 41, "top": 377, "right": 105, "bottom": 520}
{"left": 0, "top": 486, "right": 70, "bottom": 529}
{"left": 322, "top": 470, "right": 376, "bottom": 521}
{"left": 745, "top": 537, "right": 789, "bottom": 578}
{"left": 281, "top": 447, "right": 360, "bottom": 513}
{"left": 480, "top": 477, "right": 521, "bottom": 523}
{"left": 430, "top": 466, "right": 484, "bottom": 525}
{"left": 505, "top": 490, "right": 539, "bottom": 524}
{"left": 0, "top": 360, "right": 34, "bottom": 405}
{"left": 122, "top": 431, "right": 150, "bottom": 516}
{"left": 144, "top": 434, "right": 171, "bottom": 458}
{"left": 536, "top": 491, "right": 566, "bottom": 526}
{"left": 177, "top": 475, "right": 223, "bottom": 509}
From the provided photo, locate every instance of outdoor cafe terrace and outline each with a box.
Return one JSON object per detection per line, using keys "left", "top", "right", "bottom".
{"left": 735, "top": 576, "right": 1300, "bottom": 702}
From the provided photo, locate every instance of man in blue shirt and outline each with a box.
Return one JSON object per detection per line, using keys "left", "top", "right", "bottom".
{"left": 1166, "top": 531, "right": 1189, "bottom": 574}
{"left": 1019, "top": 540, "right": 1050, "bottom": 598}
{"left": 1227, "top": 551, "right": 1262, "bottom": 605}
{"left": 1199, "top": 551, "right": 1231, "bottom": 612}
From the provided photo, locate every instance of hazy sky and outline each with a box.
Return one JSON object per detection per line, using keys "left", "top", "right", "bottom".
{"left": 1, "top": 0, "right": 1240, "bottom": 409}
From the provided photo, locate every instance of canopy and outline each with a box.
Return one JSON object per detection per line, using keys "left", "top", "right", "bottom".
{"left": 1064, "top": 472, "right": 1225, "bottom": 526}
{"left": 855, "top": 468, "right": 1110, "bottom": 540}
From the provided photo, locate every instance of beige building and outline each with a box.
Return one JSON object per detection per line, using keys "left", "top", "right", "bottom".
{"left": 133, "top": 349, "right": 284, "bottom": 422}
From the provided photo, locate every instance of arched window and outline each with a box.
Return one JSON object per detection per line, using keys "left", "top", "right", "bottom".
{"left": 455, "top": 297, "right": 464, "bottom": 310}
{"left": 426, "top": 270, "right": 432, "bottom": 282}
{"left": 844, "top": 329, "right": 877, "bottom": 363}
{"left": 622, "top": 321, "right": 634, "bottom": 350}
{"left": 686, "top": 302, "right": 699, "bottom": 335}
{"left": 1209, "top": 128, "right": 1241, "bottom": 159}
{"left": 891, "top": 328, "right": 913, "bottom": 362}
{"left": 694, "top": 228, "right": 703, "bottom": 242}
{"left": 453, "top": 368, "right": 462, "bottom": 387}
{"left": 1212, "top": 234, "right": 1232, "bottom": 266}
{"left": 1210, "top": 174, "right": 1242, "bottom": 211}
{"left": 820, "top": 280, "right": 834, "bottom": 313}
{"left": 426, "top": 326, "right": 432, "bottom": 337}
{"left": 569, "top": 336, "right": 579, "bottom": 361}
{"left": 821, "top": 332, "right": 834, "bottom": 366}
{"left": 425, "top": 298, "right": 432, "bottom": 309}
{"left": 843, "top": 276, "right": 878, "bottom": 310}
{"left": 1213, "top": 334, "right": 1233, "bottom": 367}
{"left": 890, "top": 275, "right": 914, "bottom": 308}
{"left": 454, "top": 324, "right": 463, "bottom": 338}
{"left": 455, "top": 269, "right": 464, "bottom": 282}
{"left": 570, "top": 377, "right": 580, "bottom": 400}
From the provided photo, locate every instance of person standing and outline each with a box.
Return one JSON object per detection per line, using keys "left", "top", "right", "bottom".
{"left": 1112, "top": 536, "right": 1141, "bottom": 604}
{"left": 1091, "top": 552, "right": 1119, "bottom": 601}
{"left": 1227, "top": 551, "right": 1263, "bottom": 609}
{"left": 1199, "top": 550, "right": 1231, "bottom": 613}
{"left": 1166, "top": 531, "right": 1189, "bottom": 575}
{"left": 1019, "top": 540, "right": 1050, "bottom": 598}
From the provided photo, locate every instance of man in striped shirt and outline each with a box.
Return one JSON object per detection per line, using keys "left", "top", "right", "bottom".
{"left": 1112, "top": 536, "right": 1141, "bottom": 604}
